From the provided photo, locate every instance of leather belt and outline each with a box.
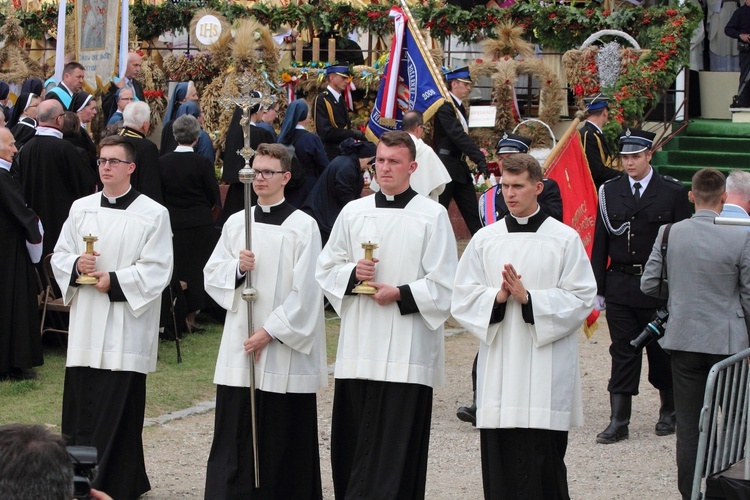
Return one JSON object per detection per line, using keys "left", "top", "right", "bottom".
{"left": 438, "top": 148, "right": 461, "bottom": 158}
{"left": 610, "top": 263, "right": 644, "bottom": 276}
{"left": 438, "top": 149, "right": 466, "bottom": 161}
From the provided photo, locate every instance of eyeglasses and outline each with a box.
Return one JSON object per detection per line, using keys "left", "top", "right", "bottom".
{"left": 119, "top": 97, "right": 134, "bottom": 102}
{"left": 255, "top": 170, "right": 285, "bottom": 180}
{"left": 97, "top": 158, "right": 134, "bottom": 167}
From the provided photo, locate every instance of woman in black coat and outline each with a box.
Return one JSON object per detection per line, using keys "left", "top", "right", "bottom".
{"left": 159, "top": 114, "right": 220, "bottom": 331}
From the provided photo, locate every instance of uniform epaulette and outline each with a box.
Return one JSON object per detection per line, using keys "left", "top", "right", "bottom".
{"left": 661, "top": 175, "right": 683, "bottom": 186}
{"left": 603, "top": 173, "right": 624, "bottom": 185}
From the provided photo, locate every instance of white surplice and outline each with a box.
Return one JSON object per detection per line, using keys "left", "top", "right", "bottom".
{"left": 316, "top": 193, "right": 458, "bottom": 389}
{"left": 52, "top": 193, "right": 174, "bottom": 374}
{"left": 451, "top": 216, "right": 596, "bottom": 431}
{"left": 204, "top": 208, "right": 326, "bottom": 393}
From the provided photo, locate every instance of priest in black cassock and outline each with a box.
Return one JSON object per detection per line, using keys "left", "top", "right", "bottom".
{"left": 118, "top": 101, "right": 163, "bottom": 204}
{"left": 317, "top": 131, "right": 458, "bottom": 498}
{"left": 220, "top": 96, "right": 275, "bottom": 225}
{"left": 52, "top": 135, "right": 173, "bottom": 499}
{"left": 0, "top": 127, "right": 44, "bottom": 381}
{"left": 204, "top": 143, "right": 326, "bottom": 498}
{"left": 12, "top": 99, "right": 96, "bottom": 260}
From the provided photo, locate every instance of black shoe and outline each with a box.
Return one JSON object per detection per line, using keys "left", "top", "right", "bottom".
{"left": 0, "top": 369, "right": 37, "bottom": 381}
{"left": 456, "top": 404, "right": 476, "bottom": 426}
{"left": 596, "top": 394, "right": 631, "bottom": 444}
{"left": 596, "top": 421, "right": 629, "bottom": 444}
{"left": 655, "top": 389, "right": 676, "bottom": 436}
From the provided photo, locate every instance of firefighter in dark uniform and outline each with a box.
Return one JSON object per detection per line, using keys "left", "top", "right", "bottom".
{"left": 313, "top": 65, "right": 365, "bottom": 161}
{"left": 591, "top": 128, "right": 691, "bottom": 444}
{"left": 433, "top": 66, "right": 489, "bottom": 236}
{"left": 579, "top": 94, "right": 621, "bottom": 189}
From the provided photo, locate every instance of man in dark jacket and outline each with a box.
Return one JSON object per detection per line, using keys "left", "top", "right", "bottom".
{"left": 591, "top": 128, "right": 691, "bottom": 445}
{"left": 433, "top": 66, "right": 490, "bottom": 236}
{"left": 313, "top": 66, "right": 366, "bottom": 161}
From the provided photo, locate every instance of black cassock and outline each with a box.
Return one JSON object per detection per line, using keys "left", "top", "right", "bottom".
{"left": 12, "top": 135, "right": 95, "bottom": 259}
{"left": 220, "top": 108, "right": 275, "bottom": 225}
{"left": 0, "top": 168, "right": 43, "bottom": 373}
{"left": 119, "top": 127, "right": 164, "bottom": 205}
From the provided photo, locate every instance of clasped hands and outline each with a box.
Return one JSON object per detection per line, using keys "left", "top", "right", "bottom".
{"left": 356, "top": 258, "right": 400, "bottom": 306}
{"left": 495, "top": 264, "right": 528, "bottom": 305}
{"left": 77, "top": 251, "right": 111, "bottom": 293}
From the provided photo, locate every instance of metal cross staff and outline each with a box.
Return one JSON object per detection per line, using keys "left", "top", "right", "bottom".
{"left": 220, "top": 70, "right": 272, "bottom": 489}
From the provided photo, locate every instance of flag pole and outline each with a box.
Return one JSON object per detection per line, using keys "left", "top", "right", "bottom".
{"left": 397, "top": 0, "right": 449, "bottom": 99}
{"left": 398, "top": 0, "right": 489, "bottom": 188}
{"left": 542, "top": 113, "right": 583, "bottom": 173}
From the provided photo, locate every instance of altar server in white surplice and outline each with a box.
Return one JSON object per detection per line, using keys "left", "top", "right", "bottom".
{"left": 451, "top": 153, "right": 596, "bottom": 500}
{"left": 316, "top": 131, "right": 458, "bottom": 499}
{"left": 51, "top": 135, "right": 173, "bottom": 500}
{"left": 203, "top": 143, "right": 326, "bottom": 500}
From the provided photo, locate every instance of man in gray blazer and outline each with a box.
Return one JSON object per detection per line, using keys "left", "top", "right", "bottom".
{"left": 720, "top": 170, "right": 750, "bottom": 224}
{"left": 641, "top": 168, "right": 750, "bottom": 500}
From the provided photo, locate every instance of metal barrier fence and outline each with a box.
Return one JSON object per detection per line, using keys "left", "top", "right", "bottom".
{"left": 692, "top": 347, "right": 750, "bottom": 500}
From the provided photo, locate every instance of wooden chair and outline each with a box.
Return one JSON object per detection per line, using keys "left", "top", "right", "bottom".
{"left": 40, "top": 254, "right": 70, "bottom": 339}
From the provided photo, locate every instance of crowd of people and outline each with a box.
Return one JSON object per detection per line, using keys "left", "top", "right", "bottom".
{"left": 2, "top": 57, "right": 750, "bottom": 500}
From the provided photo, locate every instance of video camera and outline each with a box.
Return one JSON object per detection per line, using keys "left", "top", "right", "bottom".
{"left": 68, "top": 446, "right": 98, "bottom": 500}
{"left": 630, "top": 308, "right": 669, "bottom": 351}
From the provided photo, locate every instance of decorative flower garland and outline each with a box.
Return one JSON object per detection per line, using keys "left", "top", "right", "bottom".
{"left": 3, "top": 1, "right": 699, "bottom": 50}
{"left": 562, "top": 6, "right": 699, "bottom": 147}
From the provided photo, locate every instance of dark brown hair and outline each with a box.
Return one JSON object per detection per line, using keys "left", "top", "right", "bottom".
{"left": 501, "top": 153, "right": 543, "bottom": 183}
{"left": 378, "top": 130, "right": 416, "bottom": 162}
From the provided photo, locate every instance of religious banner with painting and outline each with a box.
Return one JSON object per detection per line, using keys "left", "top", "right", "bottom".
{"left": 77, "top": 0, "right": 121, "bottom": 88}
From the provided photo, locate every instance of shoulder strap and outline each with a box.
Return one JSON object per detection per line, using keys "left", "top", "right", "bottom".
{"left": 660, "top": 223, "right": 673, "bottom": 260}
{"left": 658, "top": 223, "right": 673, "bottom": 296}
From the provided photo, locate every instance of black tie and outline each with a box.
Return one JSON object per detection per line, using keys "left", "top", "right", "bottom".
{"left": 633, "top": 182, "right": 642, "bottom": 202}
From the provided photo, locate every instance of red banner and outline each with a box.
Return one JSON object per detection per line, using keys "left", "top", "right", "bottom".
{"left": 545, "top": 131, "right": 599, "bottom": 337}
{"left": 545, "top": 132, "right": 597, "bottom": 258}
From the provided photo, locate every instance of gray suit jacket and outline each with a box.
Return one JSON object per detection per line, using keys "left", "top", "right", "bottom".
{"left": 720, "top": 204, "right": 750, "bottom": 231}
{"left": 641, "top": 209, "right": 750, "bottom": 355}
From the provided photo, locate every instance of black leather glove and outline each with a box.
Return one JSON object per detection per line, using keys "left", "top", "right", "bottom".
{"left": 352, "top": 130, "right": 366, "bottom": 141}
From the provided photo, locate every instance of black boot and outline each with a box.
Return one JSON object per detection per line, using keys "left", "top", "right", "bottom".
{"left": 655, "top": 388, "right": 676, "bottom": 436}
{"left": 596, "top": 394, "right": 631, "bottom": 444}
{"left": 457, "top": 392, "right": 477, "bottom": 426}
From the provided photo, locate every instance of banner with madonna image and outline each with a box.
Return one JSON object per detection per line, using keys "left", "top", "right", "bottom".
{"left": 365, "top": 6, "right": 446, "bottom": 141}
{"left": 76, "top": 0, "right": 122, "bottom": 89}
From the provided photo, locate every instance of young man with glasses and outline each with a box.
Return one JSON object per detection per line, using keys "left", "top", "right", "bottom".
{"left": 51, "top": 135, "right": 173, "bottom": 499}
{"left": 204, "top": 143, "right": 326, "bottom": 498}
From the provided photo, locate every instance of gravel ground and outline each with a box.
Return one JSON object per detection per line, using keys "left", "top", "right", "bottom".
{"left": 140, "top": 315, "right": 679, "bottom": 499}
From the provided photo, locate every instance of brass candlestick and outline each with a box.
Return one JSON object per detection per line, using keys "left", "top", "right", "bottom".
{"left": 352, "top": 241, "right": 378, "bottom": 295}
{"left": 76, "top": 234, "right": 99, "bottom": 285}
